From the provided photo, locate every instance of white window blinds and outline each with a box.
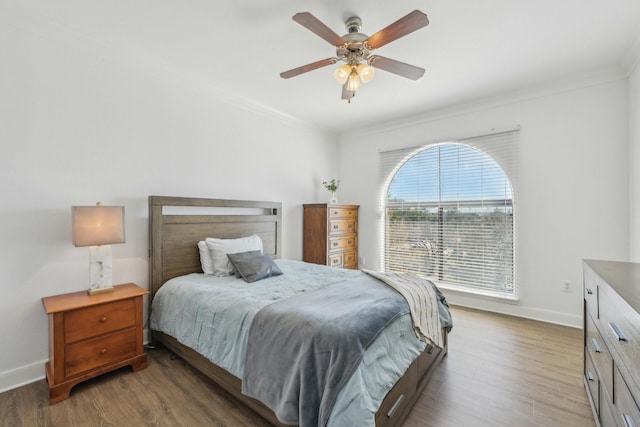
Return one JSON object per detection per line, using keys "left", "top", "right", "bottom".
{"left": 380, "top": 129, "right": 519, "bottom": 299}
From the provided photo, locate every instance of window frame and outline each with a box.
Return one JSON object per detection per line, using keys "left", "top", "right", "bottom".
{"left": 380, "top": 133, "right": 518, "bottom": 300}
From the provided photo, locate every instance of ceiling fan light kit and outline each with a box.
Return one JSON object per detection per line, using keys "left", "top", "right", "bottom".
{"left": 280, "top": 10, "right": 429, "bottom": 103}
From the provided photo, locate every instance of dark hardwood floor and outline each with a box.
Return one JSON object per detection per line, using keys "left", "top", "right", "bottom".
{"left": 0, "top": 306, "right": 595, "bottom": 427}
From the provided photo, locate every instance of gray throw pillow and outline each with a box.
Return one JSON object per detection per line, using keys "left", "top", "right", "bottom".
{"left": 227, "top": 251, "right": 283, "bottom": 283}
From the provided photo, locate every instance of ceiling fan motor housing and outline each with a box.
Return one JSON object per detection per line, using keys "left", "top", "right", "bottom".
{"left": 337, "top": 17, "right": 370, "bottom": 64}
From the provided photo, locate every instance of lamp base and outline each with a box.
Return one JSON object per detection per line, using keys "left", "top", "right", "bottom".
{"left": 87, "top": 286, "right": 115, "bottom": 295}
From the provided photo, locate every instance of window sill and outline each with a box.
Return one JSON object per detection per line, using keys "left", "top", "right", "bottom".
{"left": 434, "top": 281, "right": 520, "bottom": 304}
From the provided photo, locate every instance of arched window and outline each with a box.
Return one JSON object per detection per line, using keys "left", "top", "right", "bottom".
{"left": 382, "top": 132, "right": 517, "bottom": 299}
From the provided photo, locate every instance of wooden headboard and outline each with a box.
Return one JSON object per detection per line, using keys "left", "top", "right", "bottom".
{"left": 148, "top": 196, "right": 282, "bottom": 300}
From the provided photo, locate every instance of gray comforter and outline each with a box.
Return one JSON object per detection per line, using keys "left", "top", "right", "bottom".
{"left": 241, "top": 274, "right": 410, "bottom": 427}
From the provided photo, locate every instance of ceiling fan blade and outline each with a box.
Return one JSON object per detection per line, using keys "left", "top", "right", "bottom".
{"left": 341, "top": 83, "right": 355, "bottom": 100}
{"left": 368, "top": 55, "right": 425, "bottom": 80}
{"left": 280, "top": 58, "right": 338, "bottom": 79}
{"left": 366, "top": 10, "right": 429, "bottom": 49}
{"left": 292, "top": 12, "right": 347, "bottom": 46}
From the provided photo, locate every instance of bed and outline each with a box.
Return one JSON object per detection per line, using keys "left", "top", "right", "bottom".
{"left": 148, "top": 195, "right": 451, "bottom": 427}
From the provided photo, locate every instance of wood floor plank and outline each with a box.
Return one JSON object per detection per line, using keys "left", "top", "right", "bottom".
{"left": 0, "top": 306, "right": 595, "bottom": 427}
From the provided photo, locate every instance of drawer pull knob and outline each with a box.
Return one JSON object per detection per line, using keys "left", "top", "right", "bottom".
{"left": 100, "top": 349, "right": 107, "bottom": 355}
{"left": 609, "top": 322, "right": 628, "bottom": 341}
{"left": 333, "top": 242, "right": 338, "bottom": 247}
{"left": 100, "top": 317, "right": 107, "bottom": 322}
{"left": 586, "top": 371, "right": 594, "bottom": 382}
{"left": 590, "top": 338, "right": 601, "bottom": 353}
{"left": 333, "top": 225, "right": 338, "bottom": 229}
{"left": 386, "top": 394, "right": 405, "bottom": 418}
{"left": 622, "top": 414, "right": 635, "bottom": 427}
{"left": 586, "top": 288, "right": 593, "bottom": 295}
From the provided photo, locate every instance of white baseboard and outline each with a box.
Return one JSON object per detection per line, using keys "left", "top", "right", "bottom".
{"left": 445, "top": 292, "right": 583, "bottom": 328}
{"left": 1, "top": 328, "right": 151, "bottom": 394}
{"left": 0, "top": 359, "right": 46, "bottom": 394}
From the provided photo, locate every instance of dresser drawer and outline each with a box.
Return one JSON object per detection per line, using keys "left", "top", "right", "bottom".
{"left": 584, "top": 349, "right": 600, "bottom": 415}
{"left": 343, "top": 250, "right": 357, "bottom": 268}
{"left": 328, "top": 207, "right": 357, "bottom": 219}
{"left": 65, "top": 299, "right": 136, "bottom": 343}
{"left": 615, "top": 366, "right": 640, "bottom": 427}
{"left": 586, "top": 313, "right": 613, "bottom": 398}
{"left": 329, "top": 235, "right": 357, "bottom": 251}
{"left": 598, "top": 283, "right": 640, "bottom": 400}
{"left": 584, "top": 264, "right": 599, "bottom": 320}
{"left": 328, "top": 219, "right": 357, "bottom": 235}
{"left": 328, "top": 252, "right": 344, "bottom": 267}
{"left": 65, "top": 328, "right": 137, "bottom": 377}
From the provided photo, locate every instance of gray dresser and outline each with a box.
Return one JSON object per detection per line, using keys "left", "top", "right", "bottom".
{"left": 583, "top": 260, "right": 640, "bottom": 427}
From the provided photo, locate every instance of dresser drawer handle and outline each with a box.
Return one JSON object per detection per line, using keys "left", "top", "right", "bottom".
{"left": 333, "top": 225, "right": 339, "bottom": 230}
{"left": 622, "top": 414, "right": 635, "bottom": 427}
{"left": 332, "top": 242, "right": 338, "bottom": 247}
{"left": 100, "top": 316, "right": 108, "bottom": 323}
{"left": 386, "top": 394, "right": 405, "bottom": 418}
{"left": 590, "top": 338, "right": 601, "bottom": 353}
{"left": 609, "top": 322, "right": 628, "bottom": 341}
{"left": 586, "top": 288, "right": 593, "bottom": 295}
{"left": 348, "top": 240, "right": 353, "bottom": 245}
{"left": 586, "top": 371, "right": 594, "bottom": 382}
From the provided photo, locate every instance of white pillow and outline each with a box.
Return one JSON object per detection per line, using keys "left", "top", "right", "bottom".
{"left": 205, "top": 235, "right": 264, "bottom": 276}
{"left": 197, "top": 241, "right": 214, "bottom": 275}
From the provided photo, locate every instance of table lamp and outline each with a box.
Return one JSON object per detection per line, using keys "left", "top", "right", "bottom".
{"left": 72, "top": 203, "right": 125, "bottom": 295}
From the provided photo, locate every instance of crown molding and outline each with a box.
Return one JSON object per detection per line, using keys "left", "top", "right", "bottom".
{"left": 339, "top": 67, "right": 628, "bottom": 141}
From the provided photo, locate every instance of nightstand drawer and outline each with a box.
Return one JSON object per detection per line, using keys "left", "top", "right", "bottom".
{"left": 329, "top": 235, "right": 356, "bottom": 251}
{"left": 65, "top": 299, "right": 136, "bottom": 343}
{"left": 65, "top": 328, "right": 137, "bottom": 377}
{"left": 328, "top": 219, "right": 356, "bottom": 235}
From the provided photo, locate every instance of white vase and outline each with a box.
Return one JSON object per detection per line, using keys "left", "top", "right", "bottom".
{"left": 329, "top": 192, "right": 338, "bottom": 204}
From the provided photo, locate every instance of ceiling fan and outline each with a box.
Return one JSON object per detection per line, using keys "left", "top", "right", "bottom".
{"left": 280, "top": 10, "right": 429, "bottom": 103}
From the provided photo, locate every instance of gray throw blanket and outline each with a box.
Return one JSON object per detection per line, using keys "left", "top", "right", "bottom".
{"left": 241, "top": 274, "right": 410, "bottom": 427}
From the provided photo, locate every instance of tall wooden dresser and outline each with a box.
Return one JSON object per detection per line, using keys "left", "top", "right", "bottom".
{"left": 583, "top": 260, "right": 640, "bottom": 427}
{"left": 303, "top": 204, "right": 359, "bottom": 269}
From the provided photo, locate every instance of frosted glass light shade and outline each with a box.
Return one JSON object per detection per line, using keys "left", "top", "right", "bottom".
{"left": 357, "top": 63, "right": 375, "bottom": 83}
{"left": 346, "top": 69, "right": 361, "bottom": 92}
{"left": 333, "top": 64, "right": 351, "bottom": 85}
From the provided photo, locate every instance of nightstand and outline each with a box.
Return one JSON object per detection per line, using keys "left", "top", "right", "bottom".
{"left": 42, "top": 283, "right": 149, "bottom": 404}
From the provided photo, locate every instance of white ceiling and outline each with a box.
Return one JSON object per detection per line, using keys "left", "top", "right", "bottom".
{"left": 16, "top": 0, "right": 640, "bottom": 134}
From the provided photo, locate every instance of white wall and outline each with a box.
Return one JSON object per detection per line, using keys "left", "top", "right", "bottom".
{"left": 0, "top": 7, "right": 337, "bottom": 391}
{"left": 630, "top": 63, "right": 640, "bottom": 261}
{"left": 337, "top": 78, "right": 630, "bottom": 327}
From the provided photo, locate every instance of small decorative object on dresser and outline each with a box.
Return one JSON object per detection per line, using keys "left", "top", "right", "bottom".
{"left": 322, "top": 179, "right": 340, "bottom": 204}
{"left": 583, "top": 260, "right": 640, "bottom": 427}
{"left": 303, "top": 203, "right": 358, "bottom": 269}
{"left": 42, "top": 283, "right": 149, "bottom": 404}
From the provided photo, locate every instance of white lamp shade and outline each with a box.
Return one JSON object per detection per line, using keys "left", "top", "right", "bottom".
{"left": 72, "top": 206, "right": 125, "bottom": 247}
